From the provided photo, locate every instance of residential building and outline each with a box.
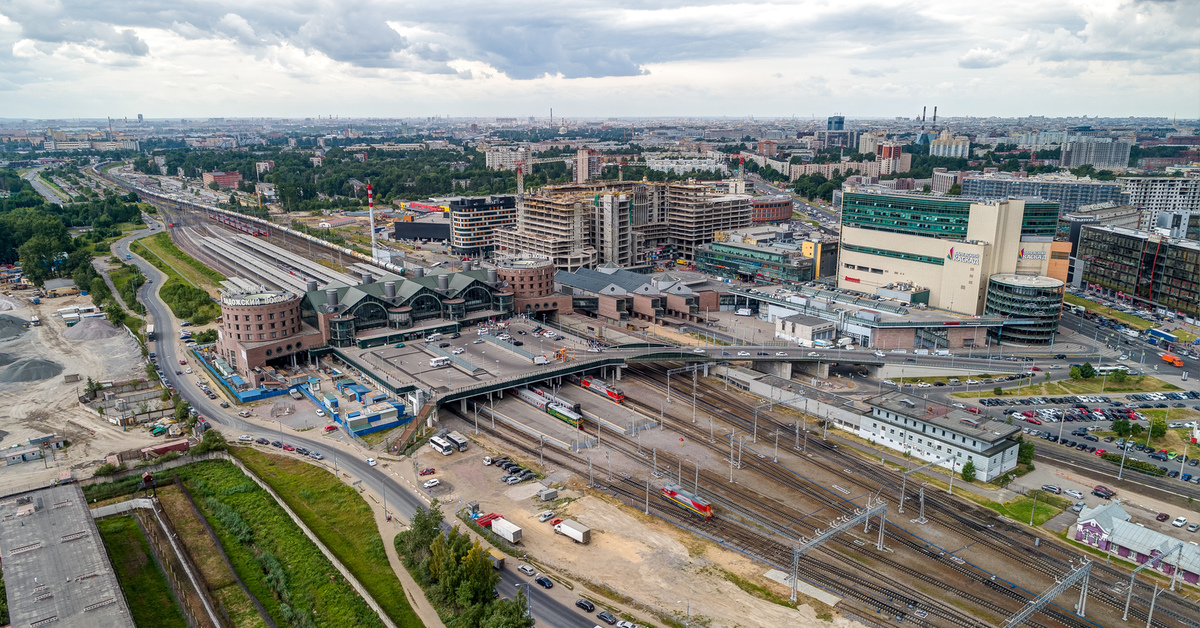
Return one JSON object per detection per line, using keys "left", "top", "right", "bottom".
{"left": 1076, "top": 225, "right": 1200, "bottom": 317}
{"left": 815, "top": 129, "right": 859, "bottom": 150}
{"left": 756, "top": 140, "right": 779, "bottom": 158}
{"left": 750, "top": 195, "right": 793, "bottom": 224}
{"left": 645, "top": 158, "right": 729, "bottom": 176}
{"left": 694, "top": 240, "right": 814, "bottom": 285}
{"left": 961, "top": 172, "right": 1125, "bottom": 213}
{"left": 774, "top": 312, "right": 836, "bottom": 346}
{"left": 931, "top": 169, "right": 962, "bottom": 194}
{"left": 1060, "top": 138, "right": 1132, "bottom": 170}
{"left": 838, "top": 187, "right": 1063, "bottom": 328}
{"left": 929, "top": 131, "right": 970, "bottom": 159}
{"left": 447, "top": 195, "right": 517, "bottom": 254}
{"left": 1119, "top": 176, "right": 1200, "bottom": 228}
{"left": 859, "top": 391, "right": 1020, "bottom": 482}
{"left": 575, "top": 148, "right": 602, "bottom": 183}
{"left": 485, "top": 145, "right": 532, "bottom": 171}
{"left": 202, "top": 171, "right": 244, "bottom": 188}
{"left": 858, "top": 131, "right": 889, "bottom": 156}
{"left": 256, "top": 160, "right": 275, "bottom": 175}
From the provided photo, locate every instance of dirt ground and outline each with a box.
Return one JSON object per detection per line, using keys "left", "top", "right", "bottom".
{"left": 434, "top": 416, "right": 865, "bottom": 628}
{"left": 0, "top": 290, "right": 159, "bottom": 492}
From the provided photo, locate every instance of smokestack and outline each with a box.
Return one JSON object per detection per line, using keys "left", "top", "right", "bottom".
{"left": 384, "top": 281, "right": 396, "bottom": 298}
{"left": 437, "top": 274, "right": 449, "bottom": 291}
{"left": 325, "top": 289, "right": 339, "bottom": 308}
{"left": 921, "top": 106, "right": 926, "bottom": 129}
{"left": 413, "top": 267, "right": 425, "bottom": 278}
{"left": 487, "top": 268, "right": 498, "bottom": 284}
{"left": 933, "top": 106, "right": 937, "bottom": 127}
{"left": 368, "top": 183, "right": 376, "bottom": 261}
{"left": 463, "top": 260, "right": 473, "bottom": 272}
{"left": 306, "top": 280, "right": 318, "bottom": 292}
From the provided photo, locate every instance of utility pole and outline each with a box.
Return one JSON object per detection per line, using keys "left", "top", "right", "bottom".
{"left": 1029, "top": 491, "right": 1038, "bottom": 526}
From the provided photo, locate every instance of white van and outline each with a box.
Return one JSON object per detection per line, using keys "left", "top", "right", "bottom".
{"left": 425, "top": 333, "right": 443, "bottom": 342}
{"left": 533, "top": 355, "right": 550, "bottom": 365}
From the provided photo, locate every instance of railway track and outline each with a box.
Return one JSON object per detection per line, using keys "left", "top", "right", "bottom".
{"left": 621, "top": 363, "right": 1195, "bottom": 628}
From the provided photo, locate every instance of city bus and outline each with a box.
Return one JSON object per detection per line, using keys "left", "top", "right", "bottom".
{"left": 430, "top": 357, "right": 451, "bottom": 368}
{"left": 445, "top": 431, "right": 469, "bottom": 452}
{"left": 1095, "top": 365, "right": 1129, "bottom": 376}
{"left": 429, "top": 436, "right": 454, "bottom": 456}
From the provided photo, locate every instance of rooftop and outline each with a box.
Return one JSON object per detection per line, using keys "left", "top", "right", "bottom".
{"left": 865, "top": 391, "right": 1020, "bottom": 443}
{"left": 988, "top": 274, "right": 1065, "bottom": 289}
{"left": 0, "top": 484, "right": 135, "bottom": 628}
{"left": 780, "top": 312, "right": 834, "bottom": 327}
{"left": 221, "top": 290, "right": 298, "bottom": 306}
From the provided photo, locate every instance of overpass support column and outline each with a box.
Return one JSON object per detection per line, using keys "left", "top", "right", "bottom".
{"left": 615, "top": 366, "right": 622, "bottom": 381}
{"left": 753, "top": 360, "right": 792, "bottom": 379}
{"left": 703, "top": 363, "right": 710, "bottom": 377}
{"left": 460, "top": 398, "right": 467, "bottom": 414}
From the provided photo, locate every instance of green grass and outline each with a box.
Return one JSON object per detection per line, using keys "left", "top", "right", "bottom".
{"left": 999, "top": 491, "right": 1070, "bottom": 526}
{"left": 140, "top": 232, "right": 225, "bottom": 293}
{"left": 97, "top": 515, "right": 189, "bottom": 628}
{"left": 1055, "top": 375, "right": 1180, "bottom": 394}
{"left": 131, "top": 237, "right": 221, "bottom": 324}
{"left": 231, "top": 448, "right": 423, "bottom": 628}
{"left": 360, "top": 425, "right": 405, "bottom": 447}
{"left": 1064, "top": 294, "right": 1155, "bottom": 330}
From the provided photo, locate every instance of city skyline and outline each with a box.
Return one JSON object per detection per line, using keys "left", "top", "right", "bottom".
{"left": 1, "top": 0, "right": 1197, "bottom": 120}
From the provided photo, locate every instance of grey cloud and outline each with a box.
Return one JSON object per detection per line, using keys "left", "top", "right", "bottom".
{"left": 849, "top": 67, "right": 895, "bottom": 78}
{"left": 958, "top": 48, "right": 1006, "bottom": 69}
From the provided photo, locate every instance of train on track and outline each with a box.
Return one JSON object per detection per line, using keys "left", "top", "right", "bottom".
{"left": 513, "top": 387, "right": 583, "bottom": 429}
{"left": 209, "top": 213, "right": 269, "bottom": 237}
{"left": 530, "top": 385, "right": 581, "bottom": 412}
{"left": 568, "top": 374, "right": 625, "bottom": 403}
{"left": 661, "top": 482, "right": 713, "bottom": 520}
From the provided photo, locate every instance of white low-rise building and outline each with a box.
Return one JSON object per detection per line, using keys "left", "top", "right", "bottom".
{"left": 860, "top": 391, "right": 1020, "bottom": 481}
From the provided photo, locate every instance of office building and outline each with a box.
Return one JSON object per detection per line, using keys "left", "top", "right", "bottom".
{"left": 859, "top": 391, "right": 1020, "bottom": 482}
{"left": 827, "top": 116, "right": 844, "bottom": 131}
{"left": 394, "top": 211, "right": 451, "bottom": 242}
{"left": 1061, "top": 203, "right": 1143, "bottom": 285}
{"left": 774, "top": 312, "right": 836, "bottom": 346}
{"left": 1155, "top": 210, "right": 1199, "bottom": 240}
{"left": 447, "top": 195, "right": 517, "bottom": 254}
{"left": 929, "top": 131, "right": 971, "bottom": 159}
{"left": 1119, "top": 176, "right": 1200, "bottom": 228}
{"left": 0, "top": 485, "right": 137, "bottom": 628}
{"left": 694, "top": 240, "right": 814, "bottom": 285}
{"left": 961, "top": 172, "right": 1125, "bottom": 213}
{"left": 496, "top": 258, "right": 571, "bottom": 316}
{"left": 802, "top": 236, "right": 839, "bottom": 278}
{"left": 983, "top": 274, "right": 1065, "bottom": 344}
{"left": 1076, "top": 225, "right": 1200, "bottom": 317}
{"left": 218, "top": 289, "right": 323, "bottom": 386}
{"left": 202, "top": 170, "right": 243, "bottom": 188}
{"left": 1060, "top": 138, "right": 1132, "bottom": 170}
{"left": 751, "top": 195, "right": 793, "bottom": 224}
{"left": 838, "top": 187, "right": 1061, "bottom": 317}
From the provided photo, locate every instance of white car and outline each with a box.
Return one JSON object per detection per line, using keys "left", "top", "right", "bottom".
{"left": 965, "top": 379, "right": 980, "bottom": 384}
{"left": 737, "top": 351, "right": 750, "bottom": 356}
{"left": 537, "top": 510, "right": 556, "bottom": 522}
{"left": 184, "top": 368, "right": 193, "bottom": 374}
{"left": 237, "top": 435, "right": 253, "bottom": 442}
{"left": 366, "top": 458, "right": 377, "bottom": 467}
{"left": 423, "top": 478, "right": 441, "bottom": 489}
{"left": 1118, "top": 355, "right": 1128, "bottom": 361}
{"left": 452, "top": 348, "right": 465, "bottom": 355}
{"left": 473, "top": 338, "right": 485, "bottom": 344}
{"left": 518, "top": 564, "right": 536, "bottom": 576}
{"left": 808, "top": 352, "right": 823, "bottom": 357}
{"left": 873, "top": 351, "right": 886, "bottom": 358}
{"left": 883, "top": 379, "right": 896, "bottom": 386}
{"left": 1172, "top": 516, "right": 1187, "bottom": 528}
{"left": 315, "top": 409, "right": 326, "bottom": 417}
{"left": 917, "top": 382, "right": 932, "bottom": 388}
{"left": 952, "top": 403, "right": 966, "bottom": 408}
{"left": 776, "top": 352, "right": 788, "bottom": 357}
{"left": 1064, "top": 489, "right": 1085, "bottom": 499}
{"left": 692, "top": 348, "right": 706, "bottom": 354}
{"left": 1048, "top": 365, "right": 1062, "bottom": 369}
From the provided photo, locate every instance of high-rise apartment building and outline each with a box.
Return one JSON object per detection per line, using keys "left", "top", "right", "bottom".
{"left": 447, "top": 195, "right": 517, "bottom": 254}
{"left": 575, "top": 148, "right": 602, "bottom": 183}
{"left": 827, "top": 116, "right": 844, "bottom": 131}
{"left": 961, "top": 172, "right": 1125, "bottom": 213}
{"left": 1076, "top": 225, "right": 1200, "bottom": 316}
{"left": 1060, "top": 138, "right": 1132, "bottom": 170}
{"left": 484, "top": 145, "right": 531, "bottom": 171}
{"left": 1119, "top": 176, "right": 1200, "bottom": 228}
{"left": 929, "top": 131, "right": 970, "bottom": 159}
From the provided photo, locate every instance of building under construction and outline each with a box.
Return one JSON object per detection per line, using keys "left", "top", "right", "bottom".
{"left": 495, "top": 181, "right": 751, "bottom": 271}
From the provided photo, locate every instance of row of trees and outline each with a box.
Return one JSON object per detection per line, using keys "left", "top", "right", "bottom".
{"left": 396, "top": 504, "right": 534, "bottom": 628}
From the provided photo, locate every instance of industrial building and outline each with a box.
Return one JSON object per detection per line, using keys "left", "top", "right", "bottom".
{"left": 202, "top": 170, "right": 243, "bottom": 188}
{"left": 1076, "top": 224, "right": 1200, "bottom": 317}
{"left": 838, "top": 187, "right": 1062, "bottom": 318}
{"left": 393, "top": 211, "right": 451, "bottom": 242}
{"left": 0, "top": 484, "right": 136, "bottom": 628}
{"left": 555, "top": 265, "right": 722, "bottom": 324}
{"left": 859, "top": 391, "right": 1020, "bottom": 482}
{"left": 960, "top": 172, "right": 1125, "bottom": 213}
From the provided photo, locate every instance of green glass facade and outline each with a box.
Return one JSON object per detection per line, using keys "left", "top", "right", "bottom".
{"left": 841, "top": 243, "right": 944, "bottom": 266}
{"left": 984, "top": 276, "right": 1064, "bottom": 345}
{"left": 843, "top": 192, "right": 1058, "bottom": 239}
{"left": 695, "top": 242, "right": 814, "bottom": 284}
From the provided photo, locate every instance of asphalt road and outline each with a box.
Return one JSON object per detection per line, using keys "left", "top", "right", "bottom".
{"left": 120, "top": 220, "right": 594, "bottom": 628}
{"left": 22, "top": 166, "right": 69, "bottom": 203}
{"left": 1061, "top": 309, "right": 1200, "bottom": 375}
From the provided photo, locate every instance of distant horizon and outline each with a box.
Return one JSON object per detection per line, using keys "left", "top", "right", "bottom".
{"left": 1, "top": 1, "right": 1196, "bottom": 120}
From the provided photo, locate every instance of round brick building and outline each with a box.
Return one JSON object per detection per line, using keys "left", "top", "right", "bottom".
{"left": 218, "top": 290, "right": 312, "bottom": 384}
{"left": 496, "top": 259, "right": 571, "bottom": 316}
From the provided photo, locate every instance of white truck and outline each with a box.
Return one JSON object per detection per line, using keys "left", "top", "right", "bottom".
{"left": 490, "top": 517, "right": 523, "bottom": 544}
{"left": 533, "top": 355, "right": 550, "bottom": 365}
{"left": 553, "top": 519, "right": 591, "bottom": 544}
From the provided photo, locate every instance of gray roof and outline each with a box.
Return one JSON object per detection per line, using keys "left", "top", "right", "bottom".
{"left": 0, "top": 484, "right": 135, "bottom": 628}
{"left": 781, "top": 312, "right": 834, "bottom": 327}
{"left": 866, "top": 391, "right": 1020, "bottom": 443}
{"left": 1077, "top": 501, "right": 1130, "bottom": 532}
{"left": 556, "top": 267, "right": 652, "bottom": 295}
{"left": 1110, "top": 519, "right": 1200, "bottom": 575}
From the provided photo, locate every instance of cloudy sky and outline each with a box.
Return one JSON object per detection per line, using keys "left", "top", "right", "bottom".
{"left": 1, "top": 0, "right": 1197, "bottom": 120}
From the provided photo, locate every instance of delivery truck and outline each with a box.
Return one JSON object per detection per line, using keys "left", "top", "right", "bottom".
{"left": 490, "top": 517, "right": 523, "bottom": 544}
{"left": 553, "top": 519, "right": 591, "bottom": 544}
{"left": 1162, "top": 353, "right": 1184, "bottom": 367}
{"left": 489, "top": 549, "right": 505, "bottom": 570}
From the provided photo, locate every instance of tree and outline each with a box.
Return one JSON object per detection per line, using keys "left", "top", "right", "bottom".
{"left": 208, "top": 181, "right": 219, "bottom": 190}
{"left": 1150, "top": 418, "right": 1167, "bottom": 438}
{"left": 191, "top": 429, "right": 226, "bottom": 454}
{"left": 993, "top": 386, "right": 1003, "bottom": 396}
{"left": 1069, "top": 366, "right": 1082, "bottom": 380}
{"left": 93, "top": 462, "right": 123, "bottom": 476}
{"left": 1131, "top": 423, "right": 1145, "bottom": 437}
{"left": 1079, "top": 362, "right": 1096, "bottom": 379}
{"left": 1110, "top": 369, "right": 1128, "bottom": 384}
{"left": 85, "top": 376, "right": 102, "bottom": 396}
{"left": 961, "top": 459, "right": 976, "bottom": 482}
{"left": 174, "top": 400, "right": 191, "bottom": 423}
{"left": 17, "top": 234, "right": 62, "bottom": 286}
{"left": 1017, "top": 438, "right": 1036, "bottom": 465}
{"left": 1112, "top": 417, "right": 1132, "bottom": 437}
{"left": 922, "top": 184, "right": 932, "bottom": 193}
{"left": 947, "top": 183, "right": 962, "bottom": 196}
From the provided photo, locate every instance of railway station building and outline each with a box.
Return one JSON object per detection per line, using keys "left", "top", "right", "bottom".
{"left": 859, "top": 391, "right": 1020, "bottom": 482}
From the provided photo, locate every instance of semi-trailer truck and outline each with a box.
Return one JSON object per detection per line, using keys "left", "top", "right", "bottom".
{"left": 553, "top": 519, "right": 591, "bottom": 544}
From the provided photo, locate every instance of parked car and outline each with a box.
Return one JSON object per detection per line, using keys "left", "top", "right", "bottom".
{"left": 366, "top": 457, "right": 377, "bottom": 466}
{"left": 422, "top": 478, "right": 441, "bottom": 489}
{"left": 324, "top": 424, "right": 337, "bottom": 433}
{"left": 282, "top": 444, "right": 295, "bottom": 451}
{"left": 538, "top": 510, "right": 556, "bottom": 522}
{"left": 1156, "top": 512, "right": 1170, "bottom": 522}
{"left": 535, "top": 576, "right": 553, "bottom": 589}
{"left": 575, "top": 598, "right": 595, "bottom": 612}
{"left": 1041, "top": 484, "right": 1062, "bottom": 494}
{"left": 518, "top": 565, "right": 536, "bottom": 576}
{"left": 237, "top": 435, "right": 253, "bottom": 442}
{"left": 1064, "top": 489, "right": 1084, "bottom": 499}
{"left": 1172, "top": 516, "right": 1188, "bottom": 528}
{"left": 597, "top": 611, "right": 618, "bottom": 625}
{"left": 255, "top": 437, "right": 269, "bottom": 445}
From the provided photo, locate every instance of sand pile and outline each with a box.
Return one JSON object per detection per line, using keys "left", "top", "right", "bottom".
{"left": 63, "top": 317, "right": 122, "bottom": 340}
{"left": 0, "top": 358, "right": 64, "bottom": 383}
{"left": 0, "top": 296, "right": 21, "bottom": 311}
{"left": 0, "top": 315, "right": 28, "bottom": 341}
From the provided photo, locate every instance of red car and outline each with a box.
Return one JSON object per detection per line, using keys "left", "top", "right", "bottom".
{"left": 1031, "top": 366, "right": 1042, "bottom": 371}
{"left": 179, "top": 359, "right": 187, "bottom": 365}
{"left": 419, "top": 468, "right": 436, "bottom": 476}
{"left": 1156, "top": 512, "right": 1170, "bottom": 522}
{"left": 283, "top": 444, "right": 295, "bottom": 452}
{"left": 324, "top": 425, "right": 338, "bottom": 433}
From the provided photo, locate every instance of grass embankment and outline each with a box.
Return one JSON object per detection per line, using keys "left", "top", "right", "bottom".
{"left": 140, "top": 232, "right": 225, "bottom": 292}
{"left": 360, "top": 425, "right": 405, "bottom": 447}
{"left": 231, "top": 447, "right": 423, "bottom": 628}
{"left": 1064, "top": 294, "right": 1155, "bottom": 330}
{"left": 132, "top": 236, "right": 221, "bottom": 325}
{"left": 97, "top": 515, "right": 190, "bottom": 628}
{"left": 86, "top": 460, "right": 388, "bottom": 628}
{"left": 157, "top": 485, "right": 268, "bottom": 628}
{"left": 952, "top": 375, "right": 1180, "bottom": 398}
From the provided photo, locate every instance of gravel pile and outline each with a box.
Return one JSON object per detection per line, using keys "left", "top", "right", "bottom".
{"left": 63, "top": 317, "right": 122, "bottom": 340}
{"left": 0, "top": 352, "right": 16, "bottom": 367}
{"left": 0, "top": 315, "right": 27, "bottom": 340}
{"left": 0, "top": 358, "right": 64, "bottom": 383}
{"left": 0, "top": 296, "right": 21, "bottom": 311}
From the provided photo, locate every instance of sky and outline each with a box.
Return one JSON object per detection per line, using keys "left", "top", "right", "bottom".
{"left": 0, "top": 0, "right": 1197, "bottom": 120}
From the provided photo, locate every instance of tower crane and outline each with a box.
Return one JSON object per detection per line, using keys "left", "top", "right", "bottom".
{"left": 515, "top": 157, "right": 576, "bottom": 200}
